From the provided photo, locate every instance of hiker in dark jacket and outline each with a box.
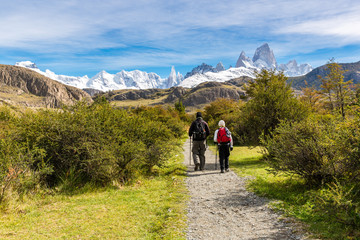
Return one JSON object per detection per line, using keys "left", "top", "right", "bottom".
{"left": 188, "top": 112, "right": 210, "bottom": 171}
{"left": 214, "top": 120, "right": 233, "bottom": 173}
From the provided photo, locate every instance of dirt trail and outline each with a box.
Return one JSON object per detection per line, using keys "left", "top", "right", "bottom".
{"left": 183, "top": 138, "right": 309, "bottom": 240}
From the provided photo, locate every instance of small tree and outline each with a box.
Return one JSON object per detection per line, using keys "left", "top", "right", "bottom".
{"left": 174, "top": 100, "right": 185, "bottom": 116}
{"left": 319, "top": 59, "right": 353, "bottom": 118}
{"left": 241, "top": 69, "right": 308, "bottom": 143}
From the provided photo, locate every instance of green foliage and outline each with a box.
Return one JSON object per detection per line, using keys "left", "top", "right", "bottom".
{"left": 0, "top": 139, "right": 52, "bottom": 203}
{"left": 315, "top": 180, "right": 360, "bottom": 230}
{"left": 241, "top": 69, "right": 309, "bottom": 143}
{"left": 203, "top": 70, "right": 309, "bottom": 145}
{"left": 0, "top": 140, "right": 188, "bottom": 239}
{"left": 0, "top": 100, "right": 186, "bottom": 202}
{"left": 262, "top": 115, "right": 360, "bottom": 185}
{"left": 229, "top": 145, "right": 360, "bottom": 239}
{"left": 174, "top": 100, "right": 186, "bottom": 116}
{"left": 203, "top": 98, "right": 242, "bottom": 142}
{"left": 319, "top": 59, "right": 354, "bottom": 118}
{"left": 0, "top": 105, "right": 13, "bottom": 121}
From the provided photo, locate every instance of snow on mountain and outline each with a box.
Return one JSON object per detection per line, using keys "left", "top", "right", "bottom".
{"left": 235, "top": 51, "right": 254, "bottom": 68}
{"left": 278, "top": 60, "right": 313, "bottom": 77}
{"left": 44, "top": 69, "right": 90, "bottom": 89}
{"left": 234, "top": 44, "right": 313, "bottom": 77}
{"left": 15, "top": 61, "right": 39, "bottom": 70}
{"left": 14, "top": 43, "right": 312, "bottom": 91}
{"left": 165, "top": 66, "right": 184, "bottom": 89}
{"left": 14, "top": 61, "right": 183, "bottom": 91}
{"left": 179, "top": 67, "right": 256, "bottom": 88}
{"left": 180, "top": 43, "right": 312, "bottom": 88}
{"left": 15, "top": 61, "right": 90, "bottom": 89}
{"left": 184, "top": 63, "right": 224, "bottom": 79}
{"left": 86, "top": 69, "right": 170, "bottom": 91}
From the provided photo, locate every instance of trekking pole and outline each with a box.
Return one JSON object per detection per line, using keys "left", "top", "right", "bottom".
{"left": 215, "top": 144, "right": 218, "bottom": 170}
{"left": 189, "top": 137, "right": 192, "bottom": 166}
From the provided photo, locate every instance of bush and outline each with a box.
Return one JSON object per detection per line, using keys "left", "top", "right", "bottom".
{"left": 0, "top": 139, "right": 52, "bottom": 203}
{"left": 314, "top": 180, "right": 360, "bottom": 230}
{"left": 0, "top": 100, "right": 186, "bottom": 197}
{"left": 262, "top": 115, "right": 360, "bottom": 185}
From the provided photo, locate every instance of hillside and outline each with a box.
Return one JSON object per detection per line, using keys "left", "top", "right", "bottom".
{"left": 289, "top": 61, "right": 360, "bottom": 89}
{"left": 0, "top": 64, "right": 93, "bottom": 108}
{"left": 100, "top": 76, "right": 250, "bottom": 111}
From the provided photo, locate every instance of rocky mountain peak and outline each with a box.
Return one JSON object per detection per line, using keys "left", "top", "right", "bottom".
{"left": 252, "top": 43, "right": 277, "bottom": 69}
{"left": 184, "top": 63, "right": 220, "bottom": 79}
{"left": 235, "top": 51, "right": 254, "bottom": 68}
{"left": 166, "top": 66, "right": 177, "bottom": 88}
{"left": 278, "top": 60, "right": 313, "bottom": 77}
{"left": 216, "top": 62, "right": 225, "bottom": 72}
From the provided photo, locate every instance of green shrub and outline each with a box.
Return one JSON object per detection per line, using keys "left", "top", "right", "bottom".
{"left": 0, "top": 100, "right": 186, "bottom": 194}
{"left": 262, "top": 115, "right": 360, "bottom": 185}
{"left": 0, "top": 139, "right": 52, "bottom": 203}
{"left": 313, "top": 180, "right": 360, "bottom": 236}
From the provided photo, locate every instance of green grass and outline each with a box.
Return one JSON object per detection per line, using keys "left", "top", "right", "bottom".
{"left": 211, "top": 145, "right": 360, "bottom": 240}
{"left": 0, "top": 152, "right": 188, "bottom": 239}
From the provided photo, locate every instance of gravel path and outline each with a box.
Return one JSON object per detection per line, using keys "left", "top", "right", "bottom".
{"left": 183, "top": 139, "right": 310, "bottom": 240}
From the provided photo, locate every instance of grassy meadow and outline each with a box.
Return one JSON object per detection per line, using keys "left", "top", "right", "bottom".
{"left": 0, "top": 149, "right": 188, "bottom": 240}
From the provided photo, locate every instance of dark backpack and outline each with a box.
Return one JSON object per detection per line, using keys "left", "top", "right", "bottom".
{"left": 193, "top": 120, "right": 206, "bottom": 140}
{"left": 217, "top": 127, "right": 231, "bottom": 143}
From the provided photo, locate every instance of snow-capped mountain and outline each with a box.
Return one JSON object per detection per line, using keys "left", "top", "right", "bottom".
{"left": 252, "top": 43, "right": 277, "bottom": 69}
{"left": 181, "top": 43, "right": 312, "bottom": 88}
{"left": 184, "top": 62, "right": 225, "bottom": 79}
{"left": 15, "top": 61, "right": 183, "bottom": 91}
{"left": 216, "top": 62, "right": 225, "bottom": 72}
{"left": 15, "top": 43, "right": 312, "bottom": 91}
{"left": 278, "top": 60, "right": 313, "bottom": 77}
{"left": 235, "top": 51, "right": 254, "bottom": 68}
{"left": 166, "top": 66, "right": 184, "bottom": 89}
{"left": 234, "top": 43, "right": 313, "bottom": 76}
{"left": 15, "top": 61, "right": 90, "bottom": 89}
{"left": 179, "top": 67, "right": 255, "bottom": 88}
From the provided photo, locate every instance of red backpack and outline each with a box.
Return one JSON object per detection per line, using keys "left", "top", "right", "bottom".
{"left": 217, "top": 127, "right": 231, "bottom": 143}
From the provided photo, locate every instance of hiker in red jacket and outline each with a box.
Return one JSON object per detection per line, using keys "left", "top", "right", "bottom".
{"left": 214, "top": 120, "right": 233, "bottom": 173}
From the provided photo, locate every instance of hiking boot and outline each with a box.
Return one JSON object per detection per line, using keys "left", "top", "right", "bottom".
{"left": 194, "top": 163, "right": 200, "bottom": 171}
{"left": 225, "top": 168, "right": 229, "bottom": 172}
{"left": 220, "top": 169, "right": 224, "bottom": 173}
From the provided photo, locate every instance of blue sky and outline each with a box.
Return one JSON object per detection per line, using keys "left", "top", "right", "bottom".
{"left": 1, "top": 0, "right": 360, "bottom": 78}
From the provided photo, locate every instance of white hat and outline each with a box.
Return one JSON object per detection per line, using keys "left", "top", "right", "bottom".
{"left": 218, "top": 120, "right": 225, "bottom": 127}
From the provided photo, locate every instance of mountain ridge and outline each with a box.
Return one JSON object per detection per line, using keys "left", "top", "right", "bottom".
{"left": 0, "top": 64, "right": 92, "bottom": 108}
{"left": 289, "top": 61, "right": 360, "bottom": 89}
{"left": 14, "top": 43, "right": 313, "bottom": 91}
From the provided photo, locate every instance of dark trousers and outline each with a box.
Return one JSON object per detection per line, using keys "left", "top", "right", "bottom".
{"left": 192, "top": 140, "right": 206, "bottom": 170}
{"left": 219, "top": 144, "right": 230, "bottom": 170}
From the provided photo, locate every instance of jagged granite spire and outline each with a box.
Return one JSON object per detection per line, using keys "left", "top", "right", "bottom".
{"left": 216, "top": 62, "right": 225, "bottom": 72}
{"left": 252, "top": 43, "right": 277, "bottom": 69}
{"left": 235, "top": 51, "right": 254, "bottom": 68}
{"left": 166, "top": 66, "right": 184, "bottom": 88}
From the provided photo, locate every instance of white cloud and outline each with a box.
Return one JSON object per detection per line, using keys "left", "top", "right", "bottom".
{"left": 1, "top": 0, "right": 360, "bottom": 71}
{"left": 276, "top": 8, "right": 360, "bottom": 43}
